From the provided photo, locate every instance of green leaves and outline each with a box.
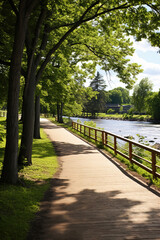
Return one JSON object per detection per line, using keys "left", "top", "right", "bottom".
{"left": 147, "top": 90, "right": 160, "bottom": 121}
{"left": 132, "top": 78, "right": 153, "bottom": 113}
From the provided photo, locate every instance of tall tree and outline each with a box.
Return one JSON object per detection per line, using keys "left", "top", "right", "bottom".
{"left": 132, "top": 77, "right": 153, "bottom": 113}
{"left": 108, "top": 87, "right": 130, "bottom": 104}
{"left": 108, "top": 89, "right": 123, "bottom": 104}
{"left": 115, "top": 87, "right": 130, "bottom": 103}
{"left": 1, "top": 0, "right": 39, "bottom": 184}
{"left": 90, "top": 72, "right": 106, "bottom": 91}
{"left": 86, "top": 72, "right": 107, "bottom": 116}
{"left": 146, "top": 90, "right": 160, "bottom": 122}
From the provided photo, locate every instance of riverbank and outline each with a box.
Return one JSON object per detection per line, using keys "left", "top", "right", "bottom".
{"left": 70, "top": 116, "right": 160, "bottom": 147}
{"left": 77, "top": 113, "right": 154, "bottom": 122}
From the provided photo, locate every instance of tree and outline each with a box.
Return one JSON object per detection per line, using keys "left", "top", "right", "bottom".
{"left": 108, "top": 89, "right": 123, "bottom": 104}
{"left": 146, "top": 90, "right": 160, "bottom": 122}
{"left": 132, "top": 78, "right": 153, "bottom": 113}
{"left": 1, "top": 0, "right": 155, "bottom": 183}
{"left": 125, "top": 2, "right": 160, "bottom": 49}
{"left": 0, "top": 65, "right": 9, "bottom": 109}
{"left": 107, "top": 87, "right": 130, "bottom": 104}
{"left": 90, "top": 72, "right": 106, "bottom": 91}
{"left": 85, "top": 72, "right": 107, "bottom": 116}
{"left": 19, "top": 0, "right": 148, "bottom": 166}
{"left": 40, "top": 53, "right": 96, "bottom": 123}
{"left": 115, "top": 87, "right": 130, "bottom": 103}
{"left": 1, "top": 0, "right": 39, "bottom": 184}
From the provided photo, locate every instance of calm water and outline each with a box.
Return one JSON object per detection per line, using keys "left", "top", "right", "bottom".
{"left": 71, "top": 117, "right": 160, "bottom": 144}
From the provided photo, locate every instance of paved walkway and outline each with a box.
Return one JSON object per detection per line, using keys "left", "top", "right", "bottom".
{"left": 29, "top": 119, "right": 160, "bottom": 240}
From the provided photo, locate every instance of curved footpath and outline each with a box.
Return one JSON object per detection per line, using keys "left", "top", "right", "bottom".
{"left": 28, "top": 119, "right": 160, "bottom": 240}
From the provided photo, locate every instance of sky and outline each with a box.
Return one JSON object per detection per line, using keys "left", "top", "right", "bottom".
{"left": 85, "top": 38, "right": 160, "bottom": 95}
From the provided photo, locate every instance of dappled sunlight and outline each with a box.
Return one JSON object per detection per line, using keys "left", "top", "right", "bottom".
{"left": 28, "top": 180, "right": 160, "bottom": 240}
{"left": 27, "top": 119, "right": 160, "bottom": 240}
{"left": 53, "top": 141, "right": 96, "bottom": 157}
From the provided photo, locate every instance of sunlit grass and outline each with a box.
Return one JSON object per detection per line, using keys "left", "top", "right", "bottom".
{"left": 98, "top": 112, "right": 152, "bottom": 121}
{"left": 0, "top": 118, "right": 58, "bottom": 240}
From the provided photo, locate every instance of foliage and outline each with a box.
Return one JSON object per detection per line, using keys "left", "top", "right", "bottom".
{"left": 90, "top": 71, "right": 106, "bottom": 91}
{"left": 125, "top": 2, "right": 160, "bottom": 50}
{"left": 0, "top": 65, "right": 9, "bottom": 108}
{"left": 84, "top": 120, "right": 97, "bottom": 129}
{"left": 63, "top": 102, "right": 83, "bottom": 117}
{"left": 128, "top": 107, "right": 134, "bottom": 115}
{"left": 108, "top": 89, "right": 123, "bottom": 104}
{"left": 146, "top": 90, "right": 160, "bottom": 122}
{"left": 132, "top": 78, "right": 153, "bottom": 113}
{"left": 107, "top": 108, "right": 115, "bottom": 114}
{"left": 109, "top": 87, "right": 130, "bottom": 104}
{"left": 84, "top": 72, "right": 107, "bottom": 116}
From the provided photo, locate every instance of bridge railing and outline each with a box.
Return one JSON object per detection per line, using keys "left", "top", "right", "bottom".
{"left": 72, "top": 121, "right": 160, "bottom": 179}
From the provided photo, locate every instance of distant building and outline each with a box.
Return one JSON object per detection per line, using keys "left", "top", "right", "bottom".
{"left": 106, "top": 104, "right": 121, "bottom": 113}
{"left": 106, "top": 104, "right": 132, "bottom": 113}
{"left": 121, "top": 105, "right": 132, "bottom": 113}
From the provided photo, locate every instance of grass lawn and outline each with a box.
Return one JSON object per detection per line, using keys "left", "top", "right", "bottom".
{"left": 0, "top": 118, "right": 58, "bottom": 240}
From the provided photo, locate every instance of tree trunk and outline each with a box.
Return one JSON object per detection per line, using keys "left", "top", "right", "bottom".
{"left": 18, "top": 75, "right": 36, "bottom": 166}
{"left": 57, "top": 102, "right": 64, "bottom": 123}
{"left": 34, "top": 95, "right": 41, "bottom": 139}
{"left": 59, "top": 102, "right": 63, "bottom": 123}
{"left": 19, "top": 83, "right": 26, "bottom": 123}
{"left": 1, "top": 1, "right": 28, "bottom": 184}
{"left": 57, "top": 103, "right": 60, "bottom": 122}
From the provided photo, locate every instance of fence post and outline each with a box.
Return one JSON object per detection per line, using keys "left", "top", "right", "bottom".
{"left": 95, "top": 129, "right": 97, "bottom": 142}
{"left": 102, "top": 131, "right": 105, "bottom": 145}
{"left": 129, "top": 142, "right": 133, "bottom": 164}
{"left": 114, "top": 136, "right": 117, "bottom": 155}
{"left": 84, "top": 126, "right": 86, "bottom": 136}
{"left": 104, "top": 132, "right": 108, "bottom": 146}
{"left": 152, "top": 151, "right": 157, "bottom": 179}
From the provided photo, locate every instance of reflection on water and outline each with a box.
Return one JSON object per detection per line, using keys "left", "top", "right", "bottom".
{"left": 71, "top": 117, "right": 160, "bottom": 144}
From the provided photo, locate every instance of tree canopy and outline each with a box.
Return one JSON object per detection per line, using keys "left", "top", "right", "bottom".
{"left": 146, "top": 90, "right": 160, "bottom": 121}
{"left": 132, "top": 78, "right": 153, "bottom": 113}
{"left": 1, "top": 0, "right": 160, "bottom": 184}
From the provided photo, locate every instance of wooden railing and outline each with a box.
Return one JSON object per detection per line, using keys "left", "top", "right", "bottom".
{"left": 0, "top": 111, "right": 7, "bottom": 117}
{"left": 72, "top": 121, "right": 160, "bottom": 179}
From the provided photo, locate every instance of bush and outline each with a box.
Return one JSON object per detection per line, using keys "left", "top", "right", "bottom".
{"left": 107, "top": 108, "right": 115, "bottom": 114}
{"left": 128, "top": 107, "right": 134, "bottom": 115}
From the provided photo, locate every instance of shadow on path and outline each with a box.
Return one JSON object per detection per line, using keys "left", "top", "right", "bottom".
{"left": 41, "top": 123, "right": 61, "bottom": 130}
{"left": 28, "top": 179, "right": 160, "bottom": 240}
{"left": 52, "top": 141, "right": 96, "bottom": 157}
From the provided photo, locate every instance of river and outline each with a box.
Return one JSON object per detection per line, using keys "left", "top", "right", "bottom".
{"left": 71, "top": 117, "right": 160, "bottom": 145}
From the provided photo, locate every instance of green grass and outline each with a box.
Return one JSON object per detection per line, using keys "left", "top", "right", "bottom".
{"left": 0, "top": 118, "right": 58, "bottom": 240}
{"left": 98, "top": 113, "right": 124, "bottom": 118}
{"left": 97, "top": 113, "right": 152, "bottom": 121}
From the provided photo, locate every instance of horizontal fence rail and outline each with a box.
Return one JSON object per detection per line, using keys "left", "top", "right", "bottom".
{"left": 72, "top": 121, "right": 160, "bottom": 179}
